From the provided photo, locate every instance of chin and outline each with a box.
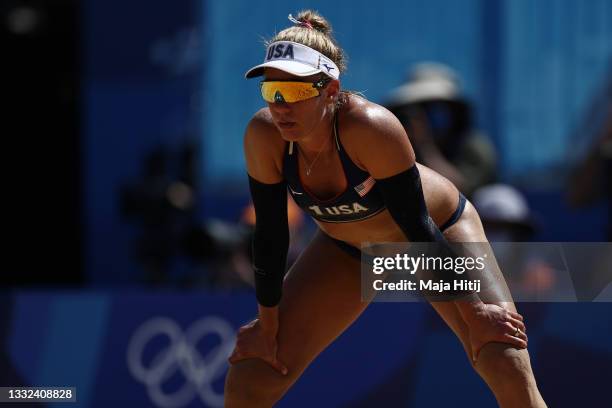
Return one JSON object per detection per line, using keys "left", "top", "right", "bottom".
{"left": 277, "top": 127, "right": 302, "bottom": 141}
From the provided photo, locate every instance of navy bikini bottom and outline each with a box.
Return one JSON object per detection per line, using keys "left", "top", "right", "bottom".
{"left": 324, "top": 192, "right": 467, "bottom": 261}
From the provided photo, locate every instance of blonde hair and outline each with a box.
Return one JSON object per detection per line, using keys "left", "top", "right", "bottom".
{"left": 268, "top": 10, "right": 347, "bottom": 74}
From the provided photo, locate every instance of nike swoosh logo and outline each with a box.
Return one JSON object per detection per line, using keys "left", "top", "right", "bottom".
{"left": 288, "top": 186, "right": 303, "bottom": 195}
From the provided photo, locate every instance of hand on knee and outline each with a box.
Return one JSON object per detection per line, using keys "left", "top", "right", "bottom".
{"left": 459, "top": 302, "right": 528, "bottom": 363}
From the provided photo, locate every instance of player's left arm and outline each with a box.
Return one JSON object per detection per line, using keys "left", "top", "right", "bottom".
{"left": 351, "top": 104, "right": 444, "bottom": 243}
{"left": 352, "top": 105, "right": 485, "bottom": 305}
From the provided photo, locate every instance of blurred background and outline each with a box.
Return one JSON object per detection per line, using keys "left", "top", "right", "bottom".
{"left": 1, "top": 0, "right": 612, "bottom": 406}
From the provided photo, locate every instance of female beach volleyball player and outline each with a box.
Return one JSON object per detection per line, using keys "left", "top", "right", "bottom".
{"left": 225, "top": 11, "right": 546, "bottom": 407}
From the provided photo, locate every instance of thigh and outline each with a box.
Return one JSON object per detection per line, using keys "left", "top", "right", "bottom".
{"left": 429, "top": 201, "right": 518, "bottom": 358}
{"left": 228, "top": 230, "right": 370, "bottom": 388}
{"left": 277, "top": 231, "right": 371, "bottom": 368}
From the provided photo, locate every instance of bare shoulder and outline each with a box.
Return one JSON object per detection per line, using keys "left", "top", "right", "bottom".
{"left": 340, "top": 97, "right": 407, "bottom": 143}
{"left": 338, "top": 95, "right": 415, "bottom": 178}
{"left": 244, "top": 107, "right": 285, "bottom": 182}
{"left": 244, "top": 108, "right": 284, "bottom": 149}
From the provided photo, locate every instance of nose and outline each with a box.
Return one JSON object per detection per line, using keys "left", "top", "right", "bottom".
{"left": 269, "top": 100, "right": 291, "bottom": 114}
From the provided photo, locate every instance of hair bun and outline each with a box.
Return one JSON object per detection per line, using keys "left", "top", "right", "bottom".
{"left": 292, "top": 10, "right": 332, "bottom": 35}
{"left": 273, "top": 10, "right": 346, "bottom": 74}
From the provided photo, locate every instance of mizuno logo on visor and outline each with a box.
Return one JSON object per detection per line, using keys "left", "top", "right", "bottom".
{"left": 322, "top": 63, "right": 335, "bottom": 73}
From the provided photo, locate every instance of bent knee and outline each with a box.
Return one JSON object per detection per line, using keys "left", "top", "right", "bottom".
{"left": 224, "top": 360, "right": 297, "bottom": 407}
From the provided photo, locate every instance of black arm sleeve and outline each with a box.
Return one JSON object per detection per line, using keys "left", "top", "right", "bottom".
{"left": 375, "top": 164, "right": 447, "bottom": 244}
{"left": 248, "top": 174, "right": 289, "bottom": 307}
{"left": 375, "top": 165, "right": 479, "bottom": 300}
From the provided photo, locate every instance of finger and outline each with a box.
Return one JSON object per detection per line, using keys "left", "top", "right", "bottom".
{"left": 503, "top": 321, "right": 518, "bottom": 333}
{"left": 508, "top": 324, "right": 528, "bottom": 341}
{"left": 502, "top": 333, "right": 528, "bottom": 349}
{"left": 504, "top": 323, "right": 528, "bottom": 344}
{"left": 516, "top": 330, "right": 528, "bottom": 342}
{"left": 508, "top": 318, "right": 526, "bottom": 333}
{"left": 509, "top": 311, "right": 524, "bottom": 321}
{"left": 504, "top": 321, "right": 528, "bottom": 342}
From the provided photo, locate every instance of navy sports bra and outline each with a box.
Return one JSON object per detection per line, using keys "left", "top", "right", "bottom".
{"left": 283, "top": 115, "right": 387, "bottom": 223}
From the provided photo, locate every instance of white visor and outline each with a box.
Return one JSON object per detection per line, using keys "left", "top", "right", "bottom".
{"left": 245, "top": 41, "right": 340, "bottom": 80}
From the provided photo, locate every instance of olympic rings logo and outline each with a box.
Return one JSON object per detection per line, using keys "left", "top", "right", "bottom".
{"left": 127, "top": 316, "right": 236, "bottom": 408}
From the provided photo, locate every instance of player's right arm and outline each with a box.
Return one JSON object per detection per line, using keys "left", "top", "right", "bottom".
{"left": 243, "top": 109, "right": 289, "bottom": 313}
{"left": 228, "top": 110, "right": 289, "bottom": 375}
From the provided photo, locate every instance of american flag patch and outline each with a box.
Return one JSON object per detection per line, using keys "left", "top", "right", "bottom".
{"left": 354, "top": 176, "right": 376, "bottom": 197}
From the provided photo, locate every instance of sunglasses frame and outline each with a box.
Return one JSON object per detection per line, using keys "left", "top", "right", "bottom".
{"left": 259, "top": 76, "right": 333, "bottom": 103}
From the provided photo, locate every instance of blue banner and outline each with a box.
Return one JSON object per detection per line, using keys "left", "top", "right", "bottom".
{"left": 4, "top": 291, "right": 612, "bottom": 406}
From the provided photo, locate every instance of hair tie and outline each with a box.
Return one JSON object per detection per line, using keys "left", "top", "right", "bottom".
{"left": 288, "top": 14, "right": 313, "bottom": 29}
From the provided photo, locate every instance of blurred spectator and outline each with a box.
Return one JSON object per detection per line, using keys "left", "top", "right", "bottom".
{"left": 472, "top": 184, "right": 537, "bottom": 242}
{"left": 386, "top": 62, "right": 497, "bottom": 197}
{"left": 121, "top": 145, "right": 197, "bottom": 285}
{"left": 567, "top": 99, "right": 612, "bottom": 240}
{"left": 183, "top": 219, "right": 253, "bottom": 289}
{"left": 118, "top": 142, "right": 253, "bottom": 288}
{"left": 472, "top": 184, "right": 559, "bottom": 299}
{"left": 120, "top": 140, "right": 312, "bottom": 289}
{"left": 564, "top": 69, "right": 612, "bottom": 299}
{"left": 194, "top": 196, "right": 311, "bottom": 290}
